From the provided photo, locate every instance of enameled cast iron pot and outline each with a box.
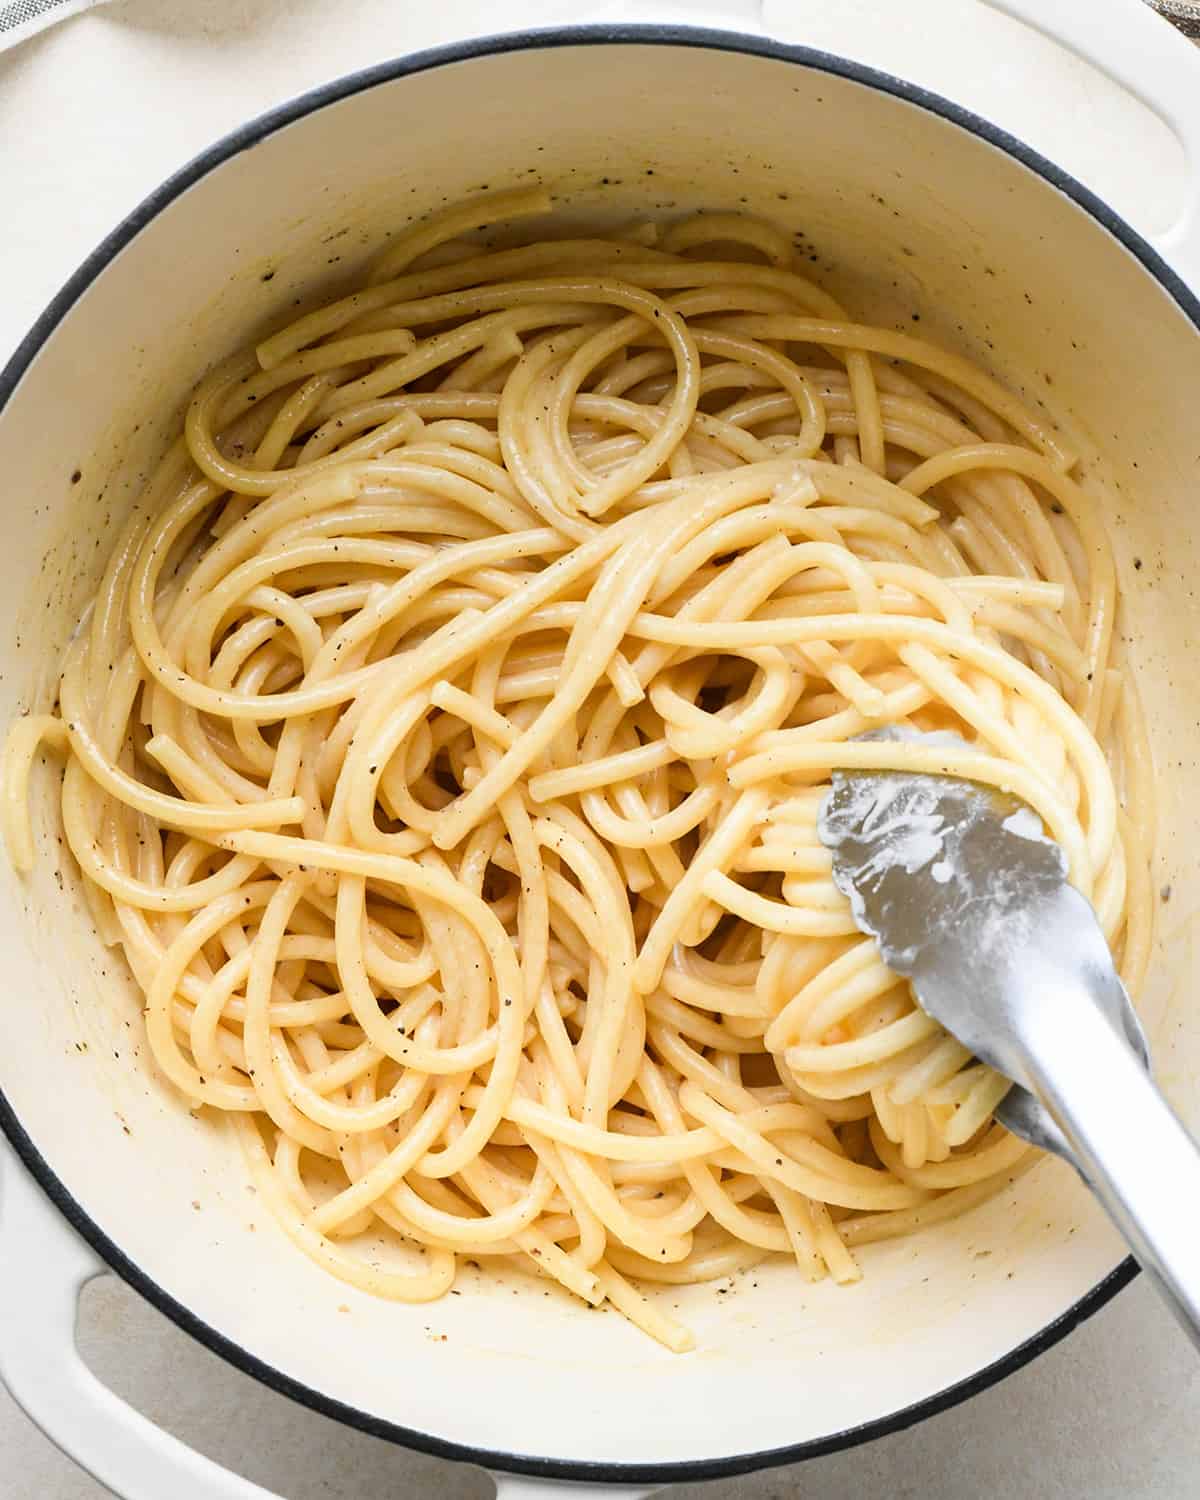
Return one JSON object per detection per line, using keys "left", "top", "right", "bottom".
{"left": 3, "top": 3, "right": 1200, "bottom": 1495}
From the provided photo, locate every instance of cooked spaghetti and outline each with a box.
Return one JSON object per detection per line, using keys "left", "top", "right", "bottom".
{"left": 3, "top": 189, "right": 1153, "bottom": 1351}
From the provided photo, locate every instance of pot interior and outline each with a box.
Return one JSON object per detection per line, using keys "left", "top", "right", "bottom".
{"left": 0, "top": 36, "right": 1194, "bottom": 1472}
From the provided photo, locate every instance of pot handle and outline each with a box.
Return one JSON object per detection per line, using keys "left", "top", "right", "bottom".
{"left": 0, "top": 1142, "right": 285, "bottom": 1500}
{"left": 582, "top": 0, "right": 1200, "bottom": 281}
{"left": 0, "top": 1146, "right": 662, "bottom": 1500}
{"left": 982, "top": 0, "right": 1200, "bottom": 266}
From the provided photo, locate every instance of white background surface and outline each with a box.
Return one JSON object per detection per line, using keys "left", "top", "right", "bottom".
{"left": 1, "top": 1, "right": 1199, "bottom": 1495}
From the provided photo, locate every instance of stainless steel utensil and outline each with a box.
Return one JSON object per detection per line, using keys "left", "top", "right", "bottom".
{"left": 819, "top": 727, "right": 1200, "bottom": 1349}
{"left": 0, "top": 0, "right": 108, "bottom": 54}
{"left": 1148, "top": 0, "right": 1200, "bottom": 39}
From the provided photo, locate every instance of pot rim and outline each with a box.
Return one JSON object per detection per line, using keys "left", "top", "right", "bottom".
{"left": 0, "top": 20, "right": 1180, "bottom": 1484}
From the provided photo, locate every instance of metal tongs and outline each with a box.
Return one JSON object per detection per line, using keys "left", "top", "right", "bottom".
{"left": 819, "top": 728, "right": 1200, "bottom": 1350}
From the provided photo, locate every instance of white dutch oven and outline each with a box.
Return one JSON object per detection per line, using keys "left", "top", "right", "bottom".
{"left": 2, "top": 2, "right": 1200, "bottom": 1496}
